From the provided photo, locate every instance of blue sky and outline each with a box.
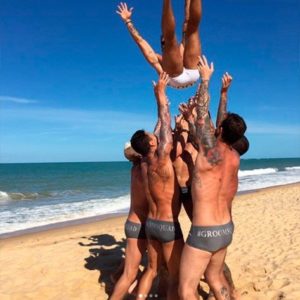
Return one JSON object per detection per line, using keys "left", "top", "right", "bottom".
{"left": 0, "top": 0, "right": 299, "bottom": 163}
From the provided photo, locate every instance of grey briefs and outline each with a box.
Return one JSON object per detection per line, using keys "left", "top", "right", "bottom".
{"left": 179, "top": 186, "right": 192, "bottom": 203}
{"left": 186, "top": 221, "right": 234, "bottom": 253}
{"left": 124, "top": 220, "right": 146, "bottom": 239}
{"left": 145, "top": 218, "right": 183, "bottom": 243}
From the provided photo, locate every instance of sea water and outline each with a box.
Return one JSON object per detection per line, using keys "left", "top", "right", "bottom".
{"left": 0, "top": 158, "right": 300, "bottom": 235}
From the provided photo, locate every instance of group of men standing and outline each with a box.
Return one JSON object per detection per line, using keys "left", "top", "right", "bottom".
{"left": 110, "top": 1, "right": 249, "bottom": 299}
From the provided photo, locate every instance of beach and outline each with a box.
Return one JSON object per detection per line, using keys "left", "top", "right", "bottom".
{"left": 0, "top": 183, "right": 299, "bottom": 300}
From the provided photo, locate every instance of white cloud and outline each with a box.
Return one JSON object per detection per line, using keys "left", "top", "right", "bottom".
{"left": 1, "top": 106, "right": 156, "bottom": 135}
{"left": 0, "top": 96, "right": 38, "bottom": 104}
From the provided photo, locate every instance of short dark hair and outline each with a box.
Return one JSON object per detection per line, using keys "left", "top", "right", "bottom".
{"left": 221, "top": 113, "right": 247, "bottom": 145}
{"left": 232, "top": 136, "right": 249, "bottom": 156}
{"left": 130, "top": 130, "right": 151, "bottom": 156}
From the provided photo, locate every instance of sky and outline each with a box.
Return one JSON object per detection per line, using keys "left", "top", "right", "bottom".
{"left": 0, "top": 0, "right": 299, "bottom": 163}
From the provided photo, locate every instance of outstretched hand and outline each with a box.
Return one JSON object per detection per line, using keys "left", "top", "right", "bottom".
{"left": 116, "top": 2, "right": 133, "bottom": 22}
{"left": 221, "top": 72, "right": 233, "bottom": 92}
{"left": 153, "top": 72, "right": 169, "bottom": 94}
{"left": 179, "top": 98, "right": 196, "bottom": 122}
{"left": 197, "top": 55, "right": 214, "bottom": 81}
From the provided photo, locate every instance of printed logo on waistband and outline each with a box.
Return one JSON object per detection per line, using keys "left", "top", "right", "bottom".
{"left": 196, "top": 228, "right": 232, "bottom": 238}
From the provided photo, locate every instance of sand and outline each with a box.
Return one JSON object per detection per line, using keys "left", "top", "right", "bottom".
{"left": 0, "top": 183, "right": 299, "bottom": 300}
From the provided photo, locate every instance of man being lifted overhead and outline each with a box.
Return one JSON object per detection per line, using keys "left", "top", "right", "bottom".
{"left": 116, "top": 0, "right": 202, "bottom": 89}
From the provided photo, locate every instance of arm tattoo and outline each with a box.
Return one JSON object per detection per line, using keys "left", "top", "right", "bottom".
{"left": 195, "top": 81, "right": 221, "bottom": 165}
{"left": 188, "top": 120, "right": 199, "bottom": 149}
{"left": 154, "top": 119, "right": 161, "bottom": 138}
{"left": 126, "top": 21, "right": 163, "bottom": 73}
{"left": 195, "top": 81, "right": 210, "bottom": 119}
{"left": 216, "top": 91, "right": 228, "bottom": 128}
{"left": 126, "top": 22, "right": 143, "bottom": 42}
{"left": 159, "top": 103, "right": 172, "bottom": 150}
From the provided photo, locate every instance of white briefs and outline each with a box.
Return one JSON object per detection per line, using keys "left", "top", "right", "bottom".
{"left": 168, "top": 68, "right": 200, "bottom": 89}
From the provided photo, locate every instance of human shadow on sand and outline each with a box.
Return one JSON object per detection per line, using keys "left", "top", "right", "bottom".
{"left": 80, "top": 233, "right": 210, "bottom": 300}
{"left": 80, "top": 234, "right": 126, "bottom": 297}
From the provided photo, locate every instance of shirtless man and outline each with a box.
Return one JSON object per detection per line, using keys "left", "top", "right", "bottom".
{"left": 116, "top": 0, "right": 202, "bottom": 89}
{"left": 172, "top": 113, "right": 197, "bottom": 221}
{"left": 179, "top": 55, "right": 247, "bottom": 300}
{"left": 130, "top": 72, "right": 184, "bottom": 299}
{"left": 177, "top": 89, "right": 244, "bottom": 300}
{"left": 110, "top": 144, "right": 148, "bottom": 300}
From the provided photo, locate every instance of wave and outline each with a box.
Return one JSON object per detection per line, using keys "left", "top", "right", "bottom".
{"left": 285, "top": 166, "right": 300, "bottom": 171}
{"left": 0, "top": 190, "right": 83, "bottom": 201}
{"left": 0, "top": 194, "right": 131, "bottom": 234}
{"left": 238, "top": 168, "right": 278, "bottom": 177}
{"left": 0, "top": 191, "right": 10, "bottom": 201}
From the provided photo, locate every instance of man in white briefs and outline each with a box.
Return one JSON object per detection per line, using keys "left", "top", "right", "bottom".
{"left": 116, "top": 0, "right": 202, "bottom": 89}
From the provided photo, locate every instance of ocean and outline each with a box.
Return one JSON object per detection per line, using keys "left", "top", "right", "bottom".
{"left": 0, "top": 158, "right": 300, "bottom": 236}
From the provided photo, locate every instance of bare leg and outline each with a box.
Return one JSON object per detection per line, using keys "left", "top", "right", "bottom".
{"left": 110, "top": 238, "right": 147, "bottom": 300}
{"left": 136, "top": 240, "right": 162, "bottom": 299}
{"left": 182, "top": 0, "right": 191, "bottom": 45}
{"left": 179, "top": 244, "right": 211, "bottom": 300}
{"left": 183, "top": 0, "right": 202, "bottom": 69}
{"left": 161, "top": 0, "right": 183, "bottom": 76}
{"left": 223, "top": 263, "right": 241, "bottom": 300}
{"left": 110, "top": 259, "right": 125, "bottom": 284}
{"left": 204, "top": 248, "right": 231, "bottom": 300}
{"left": 162, "top": 238, "right": 184, "bottom": 300}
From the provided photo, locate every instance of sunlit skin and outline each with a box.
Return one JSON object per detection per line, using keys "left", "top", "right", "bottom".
{"left": 179, "top": 56, "right": 242, "bottom": 300}
{"left": 116, "top": 0, "right": 202, "bottom": 86}
{"left": 172, "top": 113, "right": 197, "bottom": 221}
{"left": 109, "top": 148, "right": 148, "bottom": 300}
{"left": 135, "top": 72, "right": 184, "bottom": 300}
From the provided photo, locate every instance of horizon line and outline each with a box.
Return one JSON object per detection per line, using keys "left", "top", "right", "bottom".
{"left": 1, "top": 156, "right": 300, "bottom": 165}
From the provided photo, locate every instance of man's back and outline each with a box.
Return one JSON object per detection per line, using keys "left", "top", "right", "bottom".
{"left": 192, "top": 141, "right": 240, "bottom": 226}
{"left": 147, "top": 154, "right": 181, "bottom": 221}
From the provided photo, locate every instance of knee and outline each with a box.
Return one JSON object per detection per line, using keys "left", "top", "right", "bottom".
{"left": 145, "top": 265, "right": 158, "bottom": 279}
{"left": 187, "top": 12, "right": 201, "bottom": 32}
{"left": 205, "top": 271, "right": 223, "bottom": 291}
{"left": 178, "top": 283, "right": 195, "bottom": 300}
{"left": 124, "top": 267, "right": 139, "bottom": 282}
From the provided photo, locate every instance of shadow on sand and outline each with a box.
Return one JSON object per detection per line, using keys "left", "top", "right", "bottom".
{"left": 79, "top": 234, "right": 126, "bottom": 297}
{"left": 80, "top": 233, "right": 210, "bottom": 300}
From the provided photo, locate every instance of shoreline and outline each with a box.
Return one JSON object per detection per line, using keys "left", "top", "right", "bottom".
{"left": 1, "top": 181, "right": 299, "bottom": 240}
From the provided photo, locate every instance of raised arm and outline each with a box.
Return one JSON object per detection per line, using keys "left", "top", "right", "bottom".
{"left": 172, "top": 114, "right": 189, "bottom": 159}
{"left": 153, "top": 119, "right": 161, "bottom": 138}
{"left": 116, "top": 2, "right": 163, "bottom": 74}
{"left": 216, "top": 72, "right": 232, "bottom": 129}
{"left": 153, "top": 72, "right": 173, "bottom": 158}
{"left": 179, "top": 98, "right": 198, "bottom": 146}
{"left": 195, "top": 55, "right": 220, "bottom": 164}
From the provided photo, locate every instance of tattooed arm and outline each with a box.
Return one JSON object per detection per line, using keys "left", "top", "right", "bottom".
{"left": 179, "top": 99, "right": 198, "bottom": 147}
{"left": 172, "top": 114, "right": 189, "bottom": 159}
{"left": 195, "top": 56, "right": 221, "bottom": 165}
{"left": 153, "top": 72, "right": 173, "bottom": 158}
{"left": 153, "top": 119, "right": 161, "bottom": 139}
{"left": 116, "top": 3, "right": 163, "bottom": 74}
{"left": 216, "top": 72, "right": 232, "bottom": 129}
